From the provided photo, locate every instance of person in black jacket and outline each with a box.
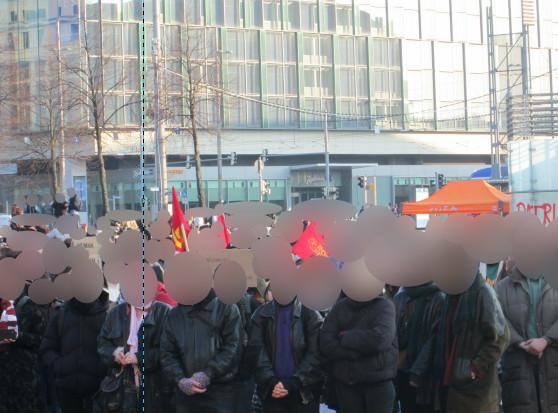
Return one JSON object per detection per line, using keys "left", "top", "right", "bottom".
{"left": 97, "top": 300, "right": 172, "bottom": 413}
{"left": 160, "top": 290, "right": 242, "bottom": 413}
{"left": 319, "top": 295, "right": 398, "bottom": 413}
{"left": 393, "top": 283, "right": 444, "bottom": 413}
{"left": 40, "top": 290, "right": 110, "bottom": 413}
{"left": 250, "top": 296, "right": 323, "bottom": 413}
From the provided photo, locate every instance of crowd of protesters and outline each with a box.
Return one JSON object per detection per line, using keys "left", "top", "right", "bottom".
{"left": 1, "top": 207, "right": 558, "bottom": 413}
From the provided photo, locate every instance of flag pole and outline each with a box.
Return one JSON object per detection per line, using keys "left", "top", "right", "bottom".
{"left": 180, "top": 224, "right": 189, "bottom": 252}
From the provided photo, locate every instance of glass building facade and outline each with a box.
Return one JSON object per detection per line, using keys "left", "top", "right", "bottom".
{"left": 2, "top": 0, "right": 558, "bottom": 135}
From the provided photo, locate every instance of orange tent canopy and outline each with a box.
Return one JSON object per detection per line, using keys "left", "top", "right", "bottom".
{"left": 401, "top": 180, "right": 510, "bottom": 215}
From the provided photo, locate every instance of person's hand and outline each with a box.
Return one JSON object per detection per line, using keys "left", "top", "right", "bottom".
{"left": 192, "top": 372, "right": 210, "bottom": 388}
{"left": 113, "top": 347, "right": 126, "bottom": 365}
{"left": 272, "top": 382, "right": 288, "bottom": 398}
{"left": 124, "top": 353, "right": 138, "bottom": 365}
{"left": 526, "top": 338, "right": 549, "bottom": 358}
{"left": 0, "top": 338, "right": 15, "bottom": 345}
{"left": 409, "top": 374, "right": 420, "bottom": 388}
{"left": 178, "top": 378, "right": 207, "bottom": 396}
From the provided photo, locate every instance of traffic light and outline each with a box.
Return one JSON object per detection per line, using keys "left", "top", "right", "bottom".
{"left": 358, "top": 176, "right": 367, "bottom": 188}
{"left": 436, "top": 173, "right": 445, "bottom": 189}
{"left": 230, "top": 152, "right": 236, "bottom": 166}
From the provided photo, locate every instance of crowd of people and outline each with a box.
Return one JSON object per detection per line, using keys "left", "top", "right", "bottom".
{"left": 1, "top": 248, "right": 557, "bottom": 413}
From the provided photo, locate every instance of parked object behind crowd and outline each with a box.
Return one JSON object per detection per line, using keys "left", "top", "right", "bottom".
{"left": 320, "top": 296, "right": 398, "bottom": 413}
{"left": 160, "top": 290, "right": 242, "bottom": 413}
{"left": 40, "top": 291, "right": 110, "bottom": 413}
{"left": 435, "top": 273, "right": 509, "bottom": 413}
{"left": 250, "top": 297, "right": 324, "bottom": 413}
{"left": 394, "top": 283, "right": 445, "bottom": 413}
{"left": 496, "top": 267, "right": 558, "bottom": 413}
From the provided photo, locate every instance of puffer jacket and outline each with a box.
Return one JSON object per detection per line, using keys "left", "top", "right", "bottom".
{"left": 40, "top": 292, "right": 110, "bottom": 396}
{"left": 160, "top": 290, "right": 241, "bottom": 385}
{"left": 496, "top": 268, "right": 558, "bottom": 413}
{"left": 97, "top": 301, "right": 172, "bottom": 413}
{"left": 250, "top": 298, "right": 324, "bottom": 403}
{"left": 320, "top": 296, "right": 398, "bottom": 386}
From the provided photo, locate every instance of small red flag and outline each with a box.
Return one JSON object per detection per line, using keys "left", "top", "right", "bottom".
{"left": 171, "top": 187, "right": 190, "bottom": 252}
{"left": 291, "top": 221, "right": 329, "bottom": 260}
{"left": 218, "top": 214, "right": 231, "bottom": 248}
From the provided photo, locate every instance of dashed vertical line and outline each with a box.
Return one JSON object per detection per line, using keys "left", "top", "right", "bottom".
{"left": 140, "top": 0, "right": 146, "bottom": 411}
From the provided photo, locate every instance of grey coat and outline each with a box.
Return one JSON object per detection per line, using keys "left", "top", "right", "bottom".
{"left": 495, "top": 268, "right": 558, "bottom": 413}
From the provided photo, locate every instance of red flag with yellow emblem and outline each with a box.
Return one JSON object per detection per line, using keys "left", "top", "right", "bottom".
{"left": 291, "top": 221, "right": 329, "bottom": 260}
{"left": 171, "top": 187, "right": 190, "bottom": 252}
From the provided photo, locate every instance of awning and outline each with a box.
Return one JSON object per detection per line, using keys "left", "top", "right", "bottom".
{"left": 401, "top": 180, "right": 510, "bottom": 215}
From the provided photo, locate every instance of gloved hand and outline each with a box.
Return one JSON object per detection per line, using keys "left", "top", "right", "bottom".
{"left": 178, "top": 378, "right": 196, "bottom": 396}
{"left": 192, "top": 371, "right": 211, "bottom": 388}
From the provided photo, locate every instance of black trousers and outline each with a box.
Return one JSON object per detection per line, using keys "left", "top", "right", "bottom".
{"left": 335, "top": 380, "right": 396, "bottom": 413}
{"left": 262, "top": 396, "right": 319, "bottom": 413}
{"left": 56, "top": 390, "right": 93, "bottom": 413}
{"left": 176, "top": 383, "right": 235, "bottom": 413}
{"left": 232, "top": 379, "right": 255, "bottom": 413}
{"left": 396, "top": 372, "right": 434, "bottom": 413}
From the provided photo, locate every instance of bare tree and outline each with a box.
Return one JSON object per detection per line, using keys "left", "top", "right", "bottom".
{"left": 18, "top": 56, "right": 84, "bottom": 198}
{"left": 61, "top": 22, "right": 137, "bottom": 215}
{"left": 173, "top": 26, "right": 222, "bottom": 208}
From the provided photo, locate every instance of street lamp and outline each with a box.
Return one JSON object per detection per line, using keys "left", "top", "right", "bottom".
{"left": 216, "top": 49, "right": 231, "bottom": 204}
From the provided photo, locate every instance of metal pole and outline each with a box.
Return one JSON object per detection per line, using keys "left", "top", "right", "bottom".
{"left": 371, "top": 176, "right": 377, "bottom": 206}
{"left": 324, "top": 112, "right": 330, "bottom": 199}
{"left": 217, "top": 50, "right": 224, "bottom": 204}
{"left": 363, "top": 177, "right": 368, "bottom": 206}
{"left": 487, "top": 6, "right": 502, "bottom": 180}
{"left": 152, "top": 0, "right": 168, "bottom": 209}
{"left": 257, "top": 157, "right": 264, "bottom": 203}
{"left": 56, "top": 16, "right": 66, "bottom": 193}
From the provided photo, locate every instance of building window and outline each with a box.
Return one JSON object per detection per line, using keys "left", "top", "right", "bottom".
{"left": 452, "top": 0, "right": 481, "bottom": 43}
{"left": 225, "top": 30, "right": 261, "bottom": 127}
{"left": 403, "top": 39, "right": 434, "bottom": 130}
{"left": 389, "top": 0, "right": 419, "bottom": 39}
{"left": 435, "top": 42, "right": 465, "bottom": 130}
{"left": 263, "top": 0, "right": 282, "bottom": 29}
{"left": 465, "top": 44, "right": 489, "bottom": 130}
{"left": 10, "top": 11, "right": 17, "bottom": 22}
{"left": 288, "top": 0, "right": 318, "bottom": 31}
{"left": 372, "top": 38, "right": 402, "bottom": 130}
{"left": 420, "top": 0, "right": 450, "bottom": 41}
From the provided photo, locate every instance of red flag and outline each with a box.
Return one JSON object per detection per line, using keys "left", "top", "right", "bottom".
{"left": 291, "top": 221, "right": 329, "bottom": 260}
{"left": 171, "top": 187, "right": 190, "bottom": 252}
{"left": 218, "top": 214, "right": 231, "bottom": 248}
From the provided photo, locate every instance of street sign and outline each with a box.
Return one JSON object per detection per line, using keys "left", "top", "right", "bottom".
{"left": 0, "top": 163, "right": 17, "bottom": 175}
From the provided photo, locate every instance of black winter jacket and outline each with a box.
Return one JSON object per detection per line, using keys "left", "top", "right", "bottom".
{"left": 97, "top": 301, "right": 171, "bottom": 412}
{"left": 320, "top": 296, "right": 398, "bottom": 386}
{"left": 160, "top": 291, "right": 242, "bottom": 385}
{"left": 40, "top": 292, "right": 110, "bottom": 395}
{"left": 250, "top": 299, "right": 324, "bottom": 403}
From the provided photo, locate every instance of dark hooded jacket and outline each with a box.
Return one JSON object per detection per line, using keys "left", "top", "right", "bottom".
{"left": 160, "top": 290, "right": 242, "bottom": 385}
{"left": 320, "top": 296, "right": 398, "bottom": 386}
{"left": 40, "top": 291, "right": 110, "bottom": 395}
{"left": 250, "top": 298, "right": 324, "bottom": 403}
